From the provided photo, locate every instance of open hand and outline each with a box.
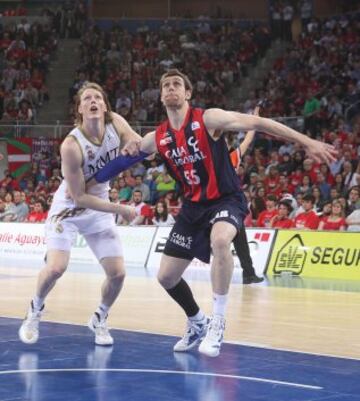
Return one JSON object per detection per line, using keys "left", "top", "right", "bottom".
{"left": 304, "top": 139, "right": 337, "bottom": 165}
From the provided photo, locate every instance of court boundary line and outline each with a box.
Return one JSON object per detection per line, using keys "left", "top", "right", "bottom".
{"left": 0, "top": 368, "right": 323, "bottom": 390}
{"left": 2, "top": 315, "right": 360, "bottom": 362}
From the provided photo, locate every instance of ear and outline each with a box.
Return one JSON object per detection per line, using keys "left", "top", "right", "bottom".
{"left": 185, "top": 90, "right": 191, "bottom": 100}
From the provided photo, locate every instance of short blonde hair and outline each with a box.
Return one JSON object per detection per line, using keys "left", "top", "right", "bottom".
{"left": 74, "top": 82, "right": 113, "bottom": 125}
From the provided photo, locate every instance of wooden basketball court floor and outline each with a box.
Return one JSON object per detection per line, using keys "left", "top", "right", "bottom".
{"left": 1, "top": 263, "right": 360, "bottom": 401}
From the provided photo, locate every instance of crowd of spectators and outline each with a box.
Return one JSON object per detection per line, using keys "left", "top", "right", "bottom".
{"left": 242, "top": 12, "right": 360, "bottom": 133}
{"left": 69, "top": 19, "right": 271, "bottom": 125}
{"left": 0, "top": 9, "right": 359, "bottom": 231}
{"left": 0, "top": 0, "right": 87, "bottom": 123}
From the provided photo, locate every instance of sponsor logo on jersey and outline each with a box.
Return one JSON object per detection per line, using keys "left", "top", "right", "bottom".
{"left": 191, "top": 121, "right": 200, "bottom": 130}
{"left": 160, "top": 133, "right": 173, "bottom": 146}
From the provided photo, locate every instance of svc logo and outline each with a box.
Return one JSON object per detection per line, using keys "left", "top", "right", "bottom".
{"left": 273, "top": 234, "right": 307, "bottom": 275}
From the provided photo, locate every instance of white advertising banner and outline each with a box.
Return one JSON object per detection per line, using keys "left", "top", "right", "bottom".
{"left": 146, "top": 227, "right": 276, "bottom": 278}
{"left": 0, "top": 223, "right": 156, "bottom": 270}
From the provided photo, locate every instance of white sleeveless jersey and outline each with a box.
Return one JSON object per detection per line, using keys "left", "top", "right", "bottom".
{"left": 48, "top": 123, "right": 121, "bottom": 223}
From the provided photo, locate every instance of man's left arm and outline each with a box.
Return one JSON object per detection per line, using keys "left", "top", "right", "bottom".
{"left": 203, "top": 108, "right": 337, "bottom": 165}
{"left": 111, "top": 112, "right": 142, "bottom": 156}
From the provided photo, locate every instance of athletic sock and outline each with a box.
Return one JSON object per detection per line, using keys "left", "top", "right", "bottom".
{"left": 32, "top": 296, "right": 45, "bottom": 312}
{"left": 96, "top": 303, "right": 110, "bottom": 321}
{"left": 166, "top": 278, "right": 200, "bottom": 317}
{"left": 189, "top": 310, "right": 206, "bottom": 322}
{"left": 213, "top": 293, "right": 228, "bottom": 317}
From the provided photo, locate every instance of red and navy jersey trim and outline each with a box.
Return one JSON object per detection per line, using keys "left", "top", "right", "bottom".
{"left": 156, "top": 107, "right": 240, "bottom": 202}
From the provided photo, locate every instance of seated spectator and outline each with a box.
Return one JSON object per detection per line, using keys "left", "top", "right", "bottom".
{"left": 26, "top": 200, "right": 47, "bottom": 223}
{"left": 109, "top": 188, "right": 124, "bottom": 225}
{"left": 132, "top": 175, "right": 150, "bottom": 203}
{"left": 257, "top": 194, "right": 278, "bottom": 227}
{"left": 347, "top": 186, "right": 360, "bottom": 214}
{"left": 4, "top": 191, "right": 14, "bottom": 210}
{"left": 346, "top": 209, "right": 360, "bottom": 232}
{"left": 155, "top": 170, "right": 176, "bottom": 197}
{"left": 312, "top": 186, "right": 324, "bottom": 211}
{"left": 318, "top": 200, "right": 346, "bottom": 231}
{"left": 152, "top": 200, "right": 175, "bottom": 226}
{"left": 270, "top": 200, "right": 295, "bottom": 229}
{"left": 128, "top": 190, "right": 152, "bottom": 226}
{"left": 318, "top": 200, "right": 332, "bottom": 219}
{"left": 145, "top": 158, "right": 165, "bottom": 182}
{"left": 295, "top": 174, "right": 312, "bottom": 196}
{"left": 0, "top": 197, "right": 16, "bottom": 221}
{"left": 293, "top": 194, "right": 320, "bottom": 229}
{"left": 315, "top": 172, "right": 331, "bottom": 200}
{"left": 3, "top": 190, "right": 29, "bottom": 221}
{"left": 118, "top": 176, "right": 132, "bottom": 202}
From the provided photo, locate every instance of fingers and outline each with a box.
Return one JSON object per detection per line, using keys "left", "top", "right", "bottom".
{"left": 121, "top": 140, "right": 141, "bottom": 156}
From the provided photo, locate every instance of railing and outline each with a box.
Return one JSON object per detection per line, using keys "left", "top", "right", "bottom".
{"left": 0, "top": 117, "right": 305, "bottom": 139}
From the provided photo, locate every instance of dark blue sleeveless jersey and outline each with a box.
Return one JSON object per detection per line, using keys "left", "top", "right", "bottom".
{"left": 155, "top": 107, "right": 241, "bottom": 203}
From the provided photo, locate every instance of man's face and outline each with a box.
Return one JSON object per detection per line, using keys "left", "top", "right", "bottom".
{"left": 349, "top": 189, "right": 359, "bottom": 203}
{"left": 13, "top": 192, "right": 21, "bottom": 204}
{"left": 133, "top": 192, "right": 142, "bottom": 204}
{"left": 34, "top": 202, "right": 42, "bottom": 212}
{"left": 109, "top": 189, "right": 118, "bottom": 201}
{"left": 303, "top": 200, "right": 313, "bottom": 212}
{"left": 78, "top": 88, "right": 107, "bottom": 122}
{"left": 160, "top": 76, "right": 190, "bottom": 109}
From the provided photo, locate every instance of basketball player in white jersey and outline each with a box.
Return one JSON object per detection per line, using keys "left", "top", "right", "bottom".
{"left": 19, "top": 82, "right": 141, "bottom": 346}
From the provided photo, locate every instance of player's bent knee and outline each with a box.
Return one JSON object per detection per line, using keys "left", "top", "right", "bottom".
{"left": 46, "top": 264, "right": 67, "bottom": 279}
{"left": 157, "top": 271, "right": 176, "bottom": 289}
{"left": 108, "top": 269, "right": 126, "bottom": 284}
{"left": 211, "top": 236, "right": 231, "bottom": 253}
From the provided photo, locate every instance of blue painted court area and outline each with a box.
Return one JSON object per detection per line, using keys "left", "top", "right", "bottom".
{"left": 0, "top": 317, "right": 359, "bottom": 401}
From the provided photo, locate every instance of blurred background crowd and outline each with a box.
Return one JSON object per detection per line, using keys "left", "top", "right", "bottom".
{"left": 0, "top": 0, "right": 359, "bottom": 230}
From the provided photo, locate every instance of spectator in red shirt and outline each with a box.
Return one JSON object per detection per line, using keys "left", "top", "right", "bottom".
{"left": 257, "top": 194, "right": 278, "bottom": 227}
{"left": 26, "top": 200, "right": 47, "bottom": 223}
{"left": 318, "top": 200, "right": 346, "bottom": 231}
{"left": 128, "top": 189, "right": 152, "bottom": 225}
{"left": 270, "top": 200, "right": 295, "bottom": 229}
{"left": 293, "top": 194, "right": 320, "bottom": 229}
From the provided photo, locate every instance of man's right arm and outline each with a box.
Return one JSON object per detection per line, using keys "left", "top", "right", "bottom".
{"left": 61, "top": 137, "right": 135, "bottom": 220}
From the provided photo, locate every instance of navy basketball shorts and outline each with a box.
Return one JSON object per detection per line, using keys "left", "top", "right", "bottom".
{"left": 163, "top": 192, "right": 248, "bottom": 263}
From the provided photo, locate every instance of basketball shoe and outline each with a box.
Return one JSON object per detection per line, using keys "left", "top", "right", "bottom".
{"left": 173, "top": 316, "right": 209, "bottom": 352}
{"left": 19, "top": 301, "right": 44, "bottom": 344}
{"left": 198, "top": 315, "right": 225, "bottom": 357}
{"left": 88, "top": 312, "right": 114, "bottom": 346}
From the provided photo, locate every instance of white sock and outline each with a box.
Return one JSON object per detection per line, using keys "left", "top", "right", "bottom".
{"left": 213, "top": 293, "right": 228, "bottom": 317}
{"left": 189, "top": 310, "right": 206, "bottom": 322}
{"left": 32, "top": 295, "right": 44, "bottom": 311}
{"left": 96, "top": 303, "right": 110, "bottom": 321}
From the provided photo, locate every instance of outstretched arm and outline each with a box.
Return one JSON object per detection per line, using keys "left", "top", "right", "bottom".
{"left": 239, "top": 106, "right": 259, "bottom": 156}
{"left": 111, "top": 112, "right": 142, "bottom": 156}
{"left": 203, "top": 108, "right": 337, "bottom": 164}
{"left": 90, "top": 131, "right": 158, "bottom": 184}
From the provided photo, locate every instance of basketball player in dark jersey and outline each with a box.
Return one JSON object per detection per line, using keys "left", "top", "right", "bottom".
{"left": 95, "top": 69, "right": 336, "bottom": 357}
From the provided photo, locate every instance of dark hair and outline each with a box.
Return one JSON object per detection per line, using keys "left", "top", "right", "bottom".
{"left": 278, "top": 200, "right": 293, "bottom": 214}
{"left": 266, "top": 194, "right": 278, "bottom": 202}
{"left": 159, "top": 69, "right": 193, "bottom": 95}
{"left": 154, "top": 200, "right": 169, "bottom": 222}
{"left": 303, "top": 194, "right": 315, "bottom": 203}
